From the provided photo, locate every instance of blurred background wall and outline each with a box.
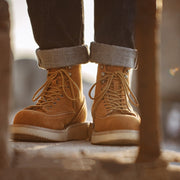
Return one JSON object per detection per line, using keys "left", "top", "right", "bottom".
{"left": 160, "top": 0, "right": 180, "bottom": 151}
{"left": 8, "top": 0, "right": 180, "bottom": 150}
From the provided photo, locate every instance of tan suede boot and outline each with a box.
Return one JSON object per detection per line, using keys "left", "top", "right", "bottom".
{"left": 11, "top": 64, "right": 88, "bottom": 142}
{"left": 89, "top": 64, "right": 140, "bottom": 145}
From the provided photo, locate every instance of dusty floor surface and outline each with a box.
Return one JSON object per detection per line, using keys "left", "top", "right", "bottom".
{"left": 10, "top": 140, "right": 180, "bottom": 166}
{"left": 0, "top": 140, "right": 179, "bottom": 179}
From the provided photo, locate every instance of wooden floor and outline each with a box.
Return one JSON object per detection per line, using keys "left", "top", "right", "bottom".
{"left": 3, "top": 140, "right": 179, "bottom": 179}
{"left": 10, "top": 140, "right": 138, "bottom": 166}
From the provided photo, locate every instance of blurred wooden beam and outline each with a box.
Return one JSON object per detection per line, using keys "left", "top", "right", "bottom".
{"left": 135, "top": 0, "right": 162, "bottom": 162}
{"left": 0, "top": 0, "right": 11, "bottom": 168}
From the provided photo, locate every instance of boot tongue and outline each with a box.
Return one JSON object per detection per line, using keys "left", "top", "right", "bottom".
{"left": 47, "top": 68, "right": 72, "bottom": 97}
{"left": 47, "top": 70, "right": 58, "bottom": 87}
{"left": 48, "top": 67, "right": 65, "bottom": 72}
{"left": 105, "top": 65, "right": 124, "bottom": 72}
{"left": 105, "top": 65, "right": 124, "bottom": 90}
{"left": 104, "top": 65, "right": 131, "bottom": 114}
{"left": 47, "top": 68, "right": 66, "bottom": 86}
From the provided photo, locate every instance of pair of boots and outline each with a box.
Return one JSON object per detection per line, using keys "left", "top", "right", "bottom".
{"left": 11, "top": 61, "right": 140, "bottom": 145}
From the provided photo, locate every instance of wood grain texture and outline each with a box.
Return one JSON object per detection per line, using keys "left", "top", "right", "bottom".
{"left": 0, "top": 0, "right": 11, "bottom": 168}
{"left": 135, "top": 0, "right": 162, "bottom": 162}
{"left": 4, "top": 141, "right": 180, "bottom": 179}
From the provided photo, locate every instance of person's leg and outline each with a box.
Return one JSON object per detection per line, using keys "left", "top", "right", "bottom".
{"left": 26, "top": 0, "right": 84, "bottom": 49}
{"left": 94, "top": 0, "right": 135, "bottom": 48}
{"left": 91, "top": 0, "right": 137, "bottom": 67}
{"left": 27, "top": 0, "right": 88, "bottom": 68}
{"left": 89, "top": 0, "right": 140, "bottom": 145}
{"left": 11, "top": 0, "right": 89, "bottom": 142}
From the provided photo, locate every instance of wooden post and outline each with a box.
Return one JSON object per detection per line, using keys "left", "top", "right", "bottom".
{"left": 0, "top": 0, "right": 11, "bottom": 168}
{"left": 136, "top": 0, "right": 162, "bottom": 162}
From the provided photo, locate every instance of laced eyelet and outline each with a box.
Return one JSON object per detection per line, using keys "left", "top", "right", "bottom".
{"left": 57, "top": 98, "right": 60, "bottom": 101}
{"left": 101, "top": 80, "right": 105, "bottom": 84}
{"left": 124, "top": 75, "right": 128, "bottom": 79}
{"left": 100, "top": 65, "right": 104, "bottom": 69}
{"left": 101, "top": 72, "right": 105, "bottom": 76}
{"left": 32, "top": 68, "right": 80, "bottom": 108}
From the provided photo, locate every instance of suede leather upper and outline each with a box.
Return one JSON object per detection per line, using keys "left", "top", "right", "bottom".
{"left": 13, "top": 65, "right": 87, "bottom": 130}
{"left": 89, "top": 64, "right": 140, "bottom": 132}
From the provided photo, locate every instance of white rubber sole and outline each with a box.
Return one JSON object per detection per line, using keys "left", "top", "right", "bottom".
{"left": 10, "top": 123, "right": 89, "bottom": 142}
{"left": 91, "top": 129, "right": 139, "bottom": 145}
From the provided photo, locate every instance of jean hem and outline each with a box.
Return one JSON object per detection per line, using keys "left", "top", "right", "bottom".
{"left": 89, "top": 42, "right": 137, "bottom": 68}
{"left": 36, "top": 45, "right": 89, "bottom": 69}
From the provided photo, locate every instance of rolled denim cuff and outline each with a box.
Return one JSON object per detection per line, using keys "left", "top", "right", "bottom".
{"left": 36, "top": 45, "right": 89, "bottom": 69}
{"left": 90, "top": 42, "right": 137, "bottom": 68}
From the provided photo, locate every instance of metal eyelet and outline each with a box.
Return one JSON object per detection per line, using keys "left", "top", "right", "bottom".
{"left": 100, "top": 65, "right": 104, "bottom": 69}
{"left": 101, "top": 72, "right": 105, "bottom": 76}
{"left": 68, "top": 66, "right": 72, "bottom": 69}
{"left": 101, "top": 80, "right": 105, "bottom": 84}
{"left": 124, "top": 75, "right": 128, "bottom": 79}
{"left": 68, "top": 72, "right": 72, "bottom": 76}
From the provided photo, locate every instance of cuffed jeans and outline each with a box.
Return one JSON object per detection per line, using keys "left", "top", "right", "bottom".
{"left": 26, "top": 0, "right": 137, "bottom": 69}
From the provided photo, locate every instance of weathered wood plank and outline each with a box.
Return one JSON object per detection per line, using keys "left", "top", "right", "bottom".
{"left": 3, "top": 141, "right": 180, "bottom": 180}
{"left": 10, "top": 141, "right": 180, "bottom": 166}
{"left": 0, "top": 0, "right": 11, "bottom": 168}
{"left": 135, "top": 0, "right": 162, "bottom": 162}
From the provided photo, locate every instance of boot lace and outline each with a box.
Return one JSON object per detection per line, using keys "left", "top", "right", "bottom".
{"left": 27, "top": 69, "right": 80, "bottom": 110}
{"left": 89, "top": 71, "right": 139, "bottom": 116}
